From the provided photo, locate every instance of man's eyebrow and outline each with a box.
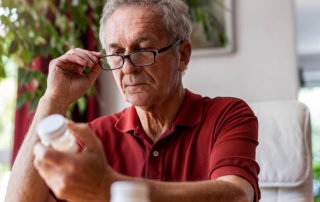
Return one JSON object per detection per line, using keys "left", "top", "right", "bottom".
{"left": 135, "top": 36, "right": 151, "bottom": 43}
{"left": 108, "top": 43, "right": 120, "bottom": 49}
{"left": 107, "top": 36, "right": 152, "bottom": 49}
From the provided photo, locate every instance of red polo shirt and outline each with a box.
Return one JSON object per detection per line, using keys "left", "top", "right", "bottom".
{"left": 89, "top": 89, "right": 260, "bottom": 201}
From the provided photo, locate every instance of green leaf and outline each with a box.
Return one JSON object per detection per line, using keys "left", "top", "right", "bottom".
{"left": 25, "top": 70, "right": 33, "bottom": 83}
{"left": 76, "top": 96, "right": 87, "bottom": 114}
{"left": 81, "top": 66, "right": 91, "bottom": 75}
{"left": 40, "top": 74, "right": 47, "bottom": 89}
{"left": 218, "top": 33, "right": 227, "bottom": 46}
{"left": 32, "top": 70, "right": 42, "bottom": 80}
{"left": 8, "top": 40, "right": 18, "bottom": 55}
{"left": 20, "top": 11, "right": 34, "bottom": 27}
{"left": 0, "top": 15, "right": 11, "bottom": 26}
{"left": 71, "top": 6, "right": 88, "bottom": 31}
{"left": 0, "top": 57, "right": 6, "bottom": 78}
{"left": 0, "top": 39, "right": 4, "bottom": 55}
{"left": 88, "top": 86, "right": 96, "bottom": 96}
{"left": 2, "top": 1, "right": 15, "bottom": 8}
{"left": 34, "top": 36, "right": 46, "bottom": 46}
{"left": 38, "top": 43, "right": 51, "bottom": 57}
{"left": 66, "top": 102, "right": 76, "bottom": 119}
{"left": 18, "top": 68, "right": 37, "bottom": 85}
{"left": 0, "top": 64, "right": 6, "bottom": 78}
{"left": 29, "top": 96, "right": 40, "bottom": 111}
{"left": 22, "top": 49, "right": 33, "bottom": 64}
{"left": 16, "top": 91, "right": 32, "bottom": 109}
{"left": 60, "top": 0, "right": 71, "bottom": 13}
{"left": 184, "top": 0, "right": 200, "bottom": 8}
{"left": 18, "top": 68, "right": 28, "bottom": 85}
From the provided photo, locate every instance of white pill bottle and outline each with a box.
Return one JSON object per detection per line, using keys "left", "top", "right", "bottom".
{"left": 110, "top": 181, "right": 150, "bottom": 202}
{"left": 37, "top": 114, "right": 78, "bottom": 152}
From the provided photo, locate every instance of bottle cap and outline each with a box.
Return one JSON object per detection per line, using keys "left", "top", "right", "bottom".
{"left": 111, "top": 181, "right": 150, "bottom": 202}
{"left": 37, "top": 114, "right": 67, "bottom": 146}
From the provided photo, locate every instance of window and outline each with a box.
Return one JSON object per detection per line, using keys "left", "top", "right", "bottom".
{"left": 299, "top": 87, "right": 320, "bottom": 200}
{"left": 0, "top": 57, "right": 16, "bottom": 198}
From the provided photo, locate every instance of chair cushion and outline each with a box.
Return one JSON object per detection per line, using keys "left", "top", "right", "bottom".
{"left": 249, "top": 101, "right": 312, "bottom": 187}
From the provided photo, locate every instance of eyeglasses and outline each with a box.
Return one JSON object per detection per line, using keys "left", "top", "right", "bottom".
{"left": 98, "top": 39, "right": 182, "bottom": 70}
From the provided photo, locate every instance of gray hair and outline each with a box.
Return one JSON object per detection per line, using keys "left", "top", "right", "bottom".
{"left": 99, "top": 0, "right": 192, "bottom": 50}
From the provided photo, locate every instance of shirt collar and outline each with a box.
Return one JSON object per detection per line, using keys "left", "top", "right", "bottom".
{"left": 114, "top": 89, "right": 203, "bottom": 133}
{"left": 174, "top": 89, "right": 203, "bottom": 127}
{"left": 114, "top": 105, "right": 140, "bottom": 133}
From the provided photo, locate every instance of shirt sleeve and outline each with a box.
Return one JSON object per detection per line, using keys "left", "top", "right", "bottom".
{"left": 209, "top": 99, "right": 260, "bottom": 201}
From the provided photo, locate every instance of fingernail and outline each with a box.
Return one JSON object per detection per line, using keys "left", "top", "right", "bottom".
{"left": 67, "top": 120, "right": 75, "bottom": 128}
{"left": 34, "top": 143, "right": 44, "bottom": 156}
{"left": 92, "top": 51, "right": 102, "bottom": 54}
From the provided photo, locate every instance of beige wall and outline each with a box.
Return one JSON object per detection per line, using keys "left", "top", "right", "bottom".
{"left": 99, "top": 0, "right": 299, "bottom": 115}
{"left": 184, "top": 0, "right": 299, "bottom": 102}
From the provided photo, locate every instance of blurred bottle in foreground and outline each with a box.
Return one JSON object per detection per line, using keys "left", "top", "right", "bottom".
{"left": 110, "top": 181, "right": 150, "bottom": 202}
{"left": 37, "top": 114, "right": 78, "bottom": 152}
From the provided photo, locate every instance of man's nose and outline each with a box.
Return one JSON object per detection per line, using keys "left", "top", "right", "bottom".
{"left": 122, "top": 56, "right": 141, "bottom": 74}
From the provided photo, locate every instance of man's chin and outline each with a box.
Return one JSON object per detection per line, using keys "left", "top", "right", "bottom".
{"left": 125, "top": 93, "right": 154, "bottom": 107}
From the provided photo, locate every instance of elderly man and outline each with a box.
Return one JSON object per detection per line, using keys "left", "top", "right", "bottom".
{"left": 6, "top": 0, "right": 260, "bottom": 201}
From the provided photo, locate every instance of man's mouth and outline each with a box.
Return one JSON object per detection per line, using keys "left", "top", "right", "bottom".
{"left": 125, "top": 83, "right": 145, "bottom": 87}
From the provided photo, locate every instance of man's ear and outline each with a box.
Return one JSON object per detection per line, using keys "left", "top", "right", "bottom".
{"left": 178, "top": 40, "right": 192, "bottom": 72}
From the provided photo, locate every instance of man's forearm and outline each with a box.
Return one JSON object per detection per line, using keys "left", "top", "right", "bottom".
{"left": 5, "top": 96, "right": 67, "bottom": 202}
{"left": 150, "top": 180, "right": 249, "bottom": 202}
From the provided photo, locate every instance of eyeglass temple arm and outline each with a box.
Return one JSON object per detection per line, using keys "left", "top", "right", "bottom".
{"left": 157, "top": 39, "right": 182, "bottom": 54}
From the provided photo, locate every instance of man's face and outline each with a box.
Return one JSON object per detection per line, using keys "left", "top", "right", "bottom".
{"left": 104, "top": 5, "right": 185, "bottom": 108}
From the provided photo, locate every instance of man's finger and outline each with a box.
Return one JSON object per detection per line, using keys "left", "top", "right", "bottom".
{"left": 69, "top": 50, "right": 98, "bottom": 67}
{"left": 33, "top": 143, "right": 75, "bottom": 167}
{"left": 73, "top": 48, "right": 99, "bottom": 64}
{"left": 87, "top": 63, "right": 101, "bottom": 83}
{"left": 91, "top": 51, "right": 103, "bottom": 57}
{"left": 55, "top": 54, "right": 88, "bottom": 72}
{"left": 34, "top": 155, "right": 60, "bottom": 178}
{"left": 33, "top": 158, "right": 67, "bottom": 199}
{"left": 69, "top": 52, "right": 95, "bottom": 67}
{"left": 67, "top": 121, "right": 100, "bottom": 151}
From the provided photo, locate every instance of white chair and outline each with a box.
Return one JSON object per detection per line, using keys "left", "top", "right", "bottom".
{"left": 250, "top": 101, "right": 313, "bottom": 202}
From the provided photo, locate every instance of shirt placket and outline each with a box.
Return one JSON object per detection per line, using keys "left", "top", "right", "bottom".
{"left": 146, "top": 143, "right": 163, "bottom": 180}
{"left": 145, "top": 125, "right": 177, "bottom": 180}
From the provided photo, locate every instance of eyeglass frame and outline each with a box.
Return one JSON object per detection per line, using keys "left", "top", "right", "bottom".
{"left": 98, "top": 39, "right": 182, "bottom": 70}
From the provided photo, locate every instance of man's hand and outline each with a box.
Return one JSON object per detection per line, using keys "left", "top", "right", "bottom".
{"left": 33, "top": 121, "right": 115, "bottom": 202}
{"left": 44, "top": 49, "right": 103, "bottom": 109}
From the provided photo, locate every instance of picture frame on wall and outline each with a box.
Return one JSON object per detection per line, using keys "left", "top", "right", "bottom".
{"left": 191, "top": 0, "right": 235, "bottom": 57}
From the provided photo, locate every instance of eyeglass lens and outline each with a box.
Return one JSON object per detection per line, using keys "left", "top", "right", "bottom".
{"left": 100, "top": 51, "right": 155, "bottom": 70}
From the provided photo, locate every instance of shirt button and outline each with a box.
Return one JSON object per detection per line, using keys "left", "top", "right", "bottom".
{"left": 152, "top": 151, "right": 159, "bottom": 157}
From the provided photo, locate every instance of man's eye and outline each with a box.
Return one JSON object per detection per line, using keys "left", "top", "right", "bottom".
{"left": 108, "top": 48, "right": 124, "bottom": 55}
{"left": 139, "top": 47, "right": 152, "bottom": 51}
{"left": 110, "top": 51, "right": 122, "bottom": 55}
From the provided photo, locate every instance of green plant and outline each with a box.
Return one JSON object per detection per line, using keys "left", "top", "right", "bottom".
{"left": 186, "top": 0, "right": 228, "bottom": 45}
{"left": 0, "top": 0, "right": 227, "bottom": 116}
{"left": 0, "top": 0, "right": 104, "bottom": 117}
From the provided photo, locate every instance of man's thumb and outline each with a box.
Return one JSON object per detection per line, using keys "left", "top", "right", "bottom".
{"left": 67, "top": 121, "right": 99, "bottom": 151}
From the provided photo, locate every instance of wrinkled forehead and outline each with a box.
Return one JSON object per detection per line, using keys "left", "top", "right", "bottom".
{"left": 104, "top": 5, "right": 169, "bottom": 45}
